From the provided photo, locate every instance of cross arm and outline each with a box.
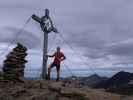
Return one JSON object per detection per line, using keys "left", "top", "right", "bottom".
{"left": 32, "top": 14, "right": 41, "bottom": 24}
{"left": 32, "top": 14, "right": 59, "bottom": 33}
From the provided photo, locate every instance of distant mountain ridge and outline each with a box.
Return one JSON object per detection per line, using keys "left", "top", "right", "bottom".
{"left": 63, "top": 74, "right": 108, "bottom": 88}
{"left": 64, "top": 71, "right": 133, "bottom": 95}
{"left": 78, "top": 74, "right": 108, "bottom": 87}
{"left": 95, "top": 71, "right": 133, "bottom": 88}
{"left": 95, "top": 71, "right": 133, "bottom": 95}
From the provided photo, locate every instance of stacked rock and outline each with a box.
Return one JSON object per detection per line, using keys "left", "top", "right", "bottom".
{"left": 2, "top": 43, "right": 28, "bottom": 81}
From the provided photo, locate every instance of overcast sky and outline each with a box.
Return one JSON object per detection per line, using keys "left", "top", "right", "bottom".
{"left": 0, "top": 0, "right": 133, "bottom": 77}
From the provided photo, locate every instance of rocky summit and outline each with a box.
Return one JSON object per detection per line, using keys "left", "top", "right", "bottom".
{"left": 0, "top": 80, "right": 127, "bottom": 100}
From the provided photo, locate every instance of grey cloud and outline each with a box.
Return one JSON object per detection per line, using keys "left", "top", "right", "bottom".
{"left": 107, "top": 39, "right": 133, "bottom": 57}
{"left": 0, "top": 27, "right": 41, "bottom": 49}
{"left": 83, "top": 39, "right": 133, "bottom": 67}
{"left": 0, "top": 0, "right": 133, "bottom": 70}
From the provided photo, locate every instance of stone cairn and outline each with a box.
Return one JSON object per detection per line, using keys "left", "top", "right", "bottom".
{"left": 2, "top": 43, "right": 28, "bottom": 81}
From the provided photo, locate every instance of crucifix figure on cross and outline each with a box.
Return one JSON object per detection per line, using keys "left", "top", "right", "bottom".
{"left": 32, "top": 9, "right": 58, "bottom": 33}
{"left": 32, "top": 9, "right": 58, "bottom": 79}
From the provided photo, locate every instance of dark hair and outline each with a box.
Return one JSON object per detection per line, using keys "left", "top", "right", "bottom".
{"left": 57, "top": 46, "right": 60, "bottom": 49}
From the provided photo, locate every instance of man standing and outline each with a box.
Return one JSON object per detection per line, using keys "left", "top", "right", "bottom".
{"left": 47, "top": 47, "right": 66, "bottom": 81}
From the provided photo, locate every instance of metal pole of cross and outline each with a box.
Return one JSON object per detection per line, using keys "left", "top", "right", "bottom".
{"left": 31, "top": 9, "right": 58, "bottom": 79}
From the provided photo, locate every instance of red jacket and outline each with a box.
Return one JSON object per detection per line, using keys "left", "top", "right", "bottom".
{"left": 53, "top": 52, "right": 65, "bottom": 65}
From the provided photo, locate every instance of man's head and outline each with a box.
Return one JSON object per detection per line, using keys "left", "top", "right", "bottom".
{"left": 45, "top": 9, "right": 49, "bottom": 17}
{"left": 57, "top": 46, "right": 60, "bottom": 52}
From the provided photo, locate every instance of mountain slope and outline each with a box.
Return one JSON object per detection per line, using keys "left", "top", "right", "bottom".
{"left": 95, "top": 71, "right": 133, "bottom": 95}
